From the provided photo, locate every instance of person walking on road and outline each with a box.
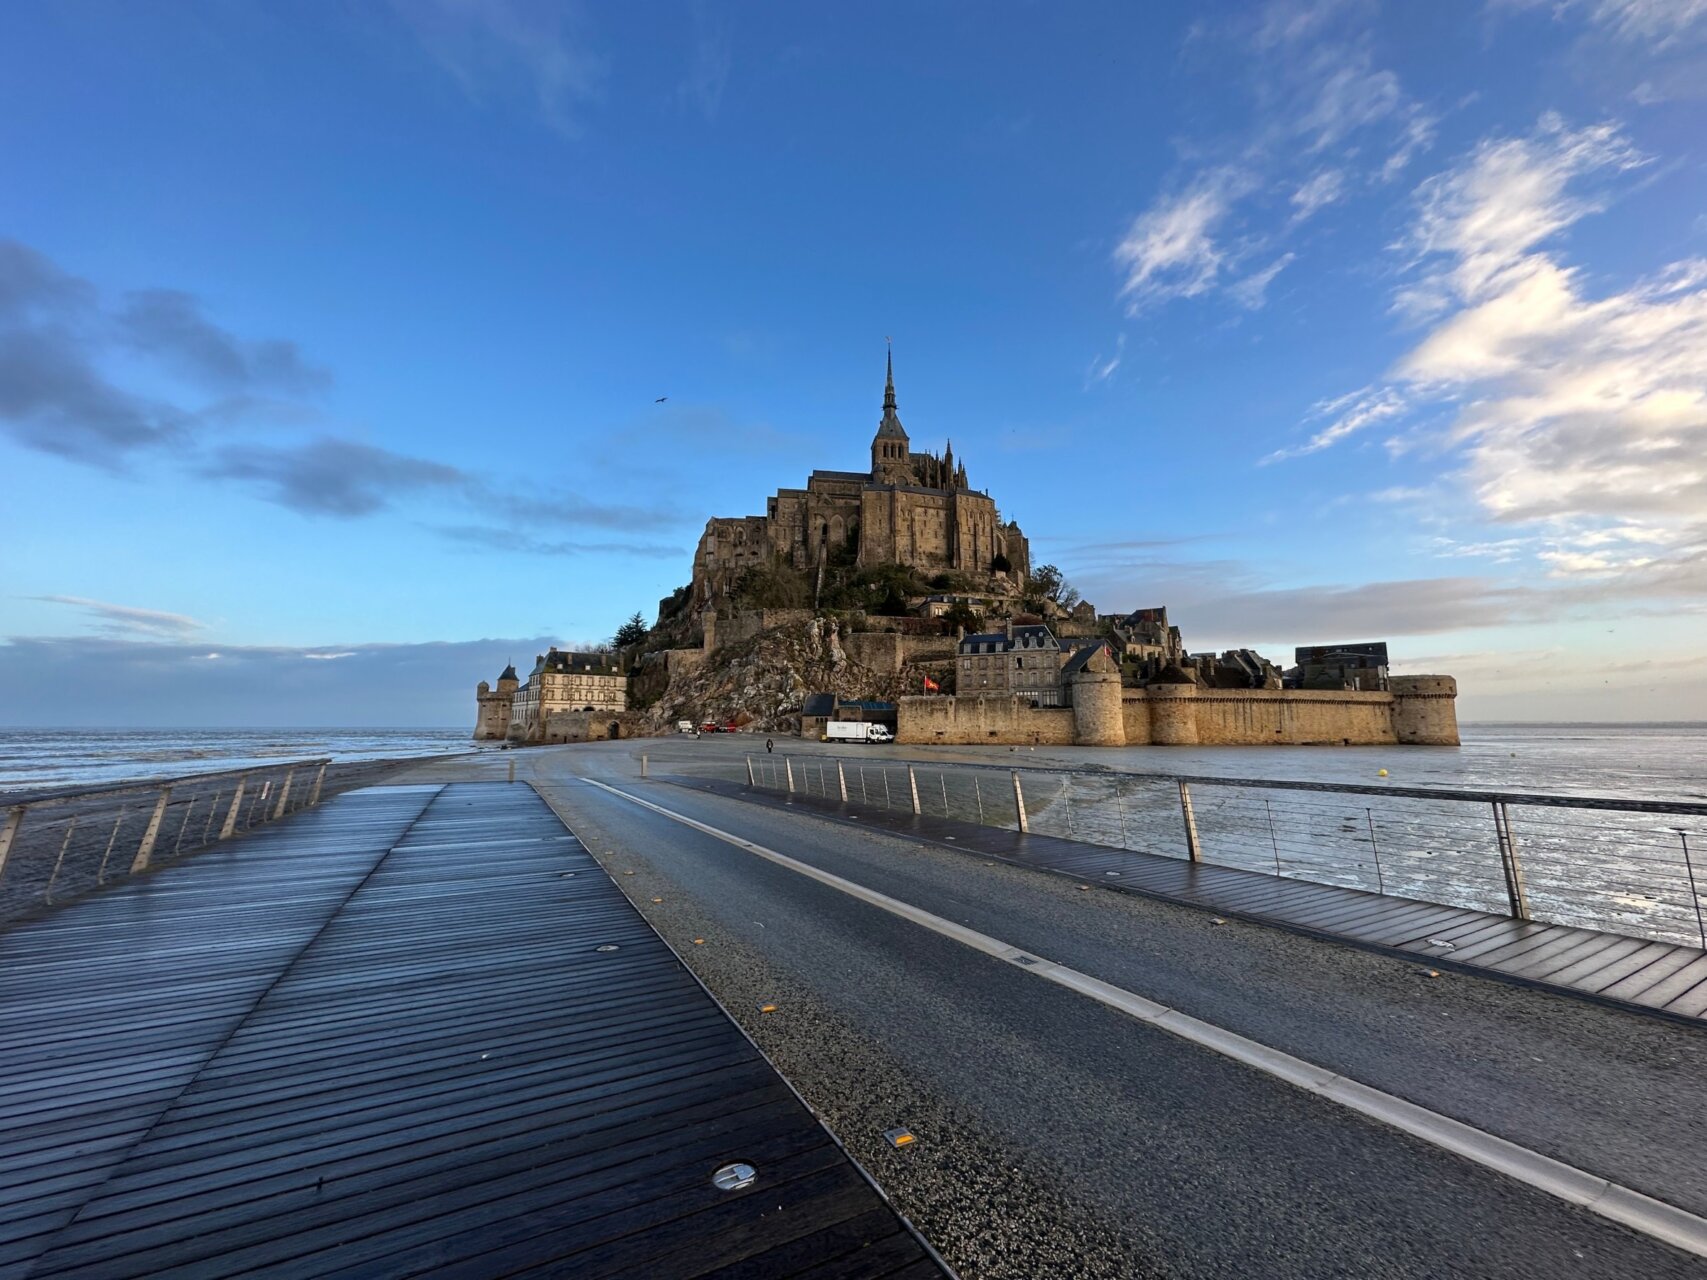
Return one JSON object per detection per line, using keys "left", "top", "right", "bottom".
{"left": 765, "top": 738, "right": 774, "bottom": 753}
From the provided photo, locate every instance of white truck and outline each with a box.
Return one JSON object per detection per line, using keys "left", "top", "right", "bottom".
{"left": 676, "top": 720, "right": 697, "bottom": 735}
{"left": 823, "top": 721, "right": 893, "bottom": 744}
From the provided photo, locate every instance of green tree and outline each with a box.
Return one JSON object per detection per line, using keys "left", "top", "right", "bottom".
{"left": 613, "top": 612, "right": 649, "bottom": 647}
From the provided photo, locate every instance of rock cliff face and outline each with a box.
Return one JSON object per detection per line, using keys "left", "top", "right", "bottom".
{"left": 636, "top": 618, "right": 930, "bottom": 733}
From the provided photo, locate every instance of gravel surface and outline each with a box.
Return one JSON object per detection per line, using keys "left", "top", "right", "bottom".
{"left": 549, "top": 789, "right": 1157, "bottom": 1280}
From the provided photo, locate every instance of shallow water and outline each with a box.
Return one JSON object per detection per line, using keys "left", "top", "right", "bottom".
{"left": 0, "top": 727, "right": 481, "bottom": 794}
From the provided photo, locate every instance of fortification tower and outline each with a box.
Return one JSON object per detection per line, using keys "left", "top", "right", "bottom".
{"left": 1148, "top": 677, "right": 1200, "bottom": 746}
{"left": 1391, "top": 675, "right": 1460, "bottom": 745}
{"left": 473, "top": 663, "right": 520, "bottom": 741}
{"left": 870, "top": 347, "right": 913, "bottom": 485}
{"left": 1070, "top": 648, "right": 1125, "bottom": 746}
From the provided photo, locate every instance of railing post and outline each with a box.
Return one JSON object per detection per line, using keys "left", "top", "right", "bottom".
{"left": 1493, "top": 801, "right": 1529, "bottom": 920}
{"left": 641, "top": 754, "right": 649, "bottom": 779}
{"left": 220, "top": 777, "right": 247, "bottom": 839}
{"left": 173, "top": 798, "right": 195, "bottom": 855}
{"left": 0, "top": 805, "right": 25, "bottom": 884}
{"left": 1178, "top": 781, "right": 1202, "bottom": 863}
{"left": 837, "top": 760, "right": 848, "bottom": 803}
{"left": 271, "top": 769, "right": 295, "bottom": 820}
{"left": 907, "top": 766, "right": 921, "bottom": 815}
{"left": 309, "top": 762, "right": 327, "bottom": 806}
{"left": 45, "top": 816, "right": 77, "bottom": 902}
{"left": 99, "top": 805, "right": 127, "bottom": 882}
{"left": 785, "top": 758, "right": 795, "bottom": 793}
{"left": 745, "top": 756, "right": 756, "bottom": 786}
{"left": 1012, "top": 770, "right": 1029, "bottom": 834}
{"left": 130, "top": 786, "right": 173, "bottom": 873}
{"left": 508, "top": 758, "right": 516, "bottom": 783}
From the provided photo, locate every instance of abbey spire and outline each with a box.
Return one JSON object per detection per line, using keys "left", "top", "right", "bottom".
{"left": 871, "top": 343, "right": 913, "bottom": 482}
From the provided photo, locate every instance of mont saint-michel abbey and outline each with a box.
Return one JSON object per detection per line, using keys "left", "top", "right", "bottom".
{"left": 690, "top": 353, "right": 1032, "bottom": 609}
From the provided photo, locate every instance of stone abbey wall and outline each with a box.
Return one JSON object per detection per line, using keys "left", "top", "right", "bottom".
{"left": 900, "top": 675, "right": 1459, "bottom": 747}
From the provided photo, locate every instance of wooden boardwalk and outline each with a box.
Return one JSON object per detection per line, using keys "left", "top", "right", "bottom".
{"left": 0, "top": 783, "right": 943, "bottom": 1280}
{"left": 675, "top": 776, "right": 1707, "bottom": 1024}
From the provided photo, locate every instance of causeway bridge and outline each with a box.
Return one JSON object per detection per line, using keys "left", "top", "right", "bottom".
{"left": 3, "top": 739, "right": 1706, "bottom": 1278}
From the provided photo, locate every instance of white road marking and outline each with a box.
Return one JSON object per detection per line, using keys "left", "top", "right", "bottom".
{"left": 581, "top": 776, "right": 1707, "bottom": 1260}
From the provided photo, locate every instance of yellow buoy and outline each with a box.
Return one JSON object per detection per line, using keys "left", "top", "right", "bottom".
{"left": 1377, "top": 768, "right": 1389, "bottom": 777}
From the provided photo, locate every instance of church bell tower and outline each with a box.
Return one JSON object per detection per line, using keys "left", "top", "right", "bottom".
{"left": 870, "top": 346, "right": 913, "bottom": 484}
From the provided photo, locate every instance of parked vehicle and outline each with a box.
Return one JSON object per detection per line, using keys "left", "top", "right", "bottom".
{"left": 823, "top": 721, "right": 893, "bottom": 744}
{"left": 677, "top": 720, "right": 697, "bottom": 735}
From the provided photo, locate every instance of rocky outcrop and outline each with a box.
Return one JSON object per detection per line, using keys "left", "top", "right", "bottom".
{"left": 636, "top": 617, "right": 937, "bottom": 734}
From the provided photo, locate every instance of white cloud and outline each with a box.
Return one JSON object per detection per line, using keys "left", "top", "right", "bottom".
{"left": 1498, "top": 0, "right": 1707, "bottom": 44}
{"left": 1295, "top": 52, "right": 1402, "bottom": 151}
{"left": 1113, "top": 173, "right": 1245, "bottom": 310}
{"left": 1230, "top": 253, "right": 1297, "bottom": 309}
{"left": 1277, "top": 115, "right": 1707, "bottom": 603}
{"left": 1382, "top": 110, "right": 1438, "bottom": 181}
{"left": 1290, "top": 169, "right": 1346, "bottom": 221}
{"left": 1112, "top": 4, "right": 1432, "bottom": 314}
{"left": 1264, "top": 385, "right": 1406, "bottom": 461}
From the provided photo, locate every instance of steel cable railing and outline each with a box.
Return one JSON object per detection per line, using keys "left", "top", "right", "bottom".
{"left": 0, "top": 758, "right": 332, "bottom": 924}
{"left": 730, "top": 752, "right": 1707, "bottom": 949}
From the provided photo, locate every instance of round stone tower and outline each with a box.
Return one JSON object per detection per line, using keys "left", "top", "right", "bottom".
{"left": 1391, "top": 675, "right": 1460, "bottom": 745}
{"left": 1148, "top": 681, "right": 1200, "bottom": 746}
{"left": 1071, "top": 668, "right": 1125, "bottom": 746}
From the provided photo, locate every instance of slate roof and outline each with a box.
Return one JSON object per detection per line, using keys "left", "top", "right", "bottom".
{"left": 1061, "top": 643, "right": 1114, "bottom": 677}
{"left": 957, "top": 625, "right": 1059, "bottom": 655}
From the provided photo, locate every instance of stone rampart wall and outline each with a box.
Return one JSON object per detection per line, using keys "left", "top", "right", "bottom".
{"left": 897, "top": 694, "right": 1075, "bottom": 745}
{"left": 716, "top": 609, "right": 815, "bottom": 649}
{"left": 903, "top": 681, "right": 1456, "bottom": 746}
{"left": 538, "top": 709, "right": 647, "bottom": 744}
{"left": 843, "top": 630, "right": 959, "bottom": 674}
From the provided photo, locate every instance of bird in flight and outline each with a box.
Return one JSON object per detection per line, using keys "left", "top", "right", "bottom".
{"left": 655, "top": 396, "right": 668, "bottom": 403}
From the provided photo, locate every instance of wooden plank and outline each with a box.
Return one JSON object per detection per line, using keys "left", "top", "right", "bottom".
{"left": 9, "top": 783, "right": 940, "bottom": 1280}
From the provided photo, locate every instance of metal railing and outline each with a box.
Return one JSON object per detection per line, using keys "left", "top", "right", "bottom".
{"left": 733, "top": 753, "right": 1707, "bottom": 950}
{"left": 0, "top": 758, "right": 331, "bottom": 924}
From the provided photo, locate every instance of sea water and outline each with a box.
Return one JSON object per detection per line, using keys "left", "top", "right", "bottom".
{"left": 0, "top": 727, "right": 481, "bottom": 795}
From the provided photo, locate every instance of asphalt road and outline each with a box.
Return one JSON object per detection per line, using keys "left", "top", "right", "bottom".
{"left": 395, "top": 742, "right": 1707, "bottom": 1279}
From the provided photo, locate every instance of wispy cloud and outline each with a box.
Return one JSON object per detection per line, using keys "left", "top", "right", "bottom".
{"left": 390, "top": 0, "right": 605, "bottom": 135}
{"left": 1084, "top": 334, "right": 1125, "bottom": 387}
{"left": 678, "top": 3, "right": 732, "bottom": 121}
{"left": 1230, "top": 253, "right": 1296, "bottom": 309}
{"left": 1264, "top": 385, "right": 1406, "bottom": 461}
{"left": 32, "top": 595, "right": 207, "bottom": 640}
{"left": 433, "top": 525, "right": 683, "bottom": 558}
{"left": 1114, "top": 171, "right": 1248, "bottom": 311}
{"left": 1111, "top": 2, "right": 1437, "bottom": 316}
{"left": 1289, "top": 169, "right": 1346, "bottom": 223}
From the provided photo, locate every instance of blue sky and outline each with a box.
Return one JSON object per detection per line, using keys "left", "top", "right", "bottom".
{"left": 2, "top": 0, "right": 1704, "bottom": 726}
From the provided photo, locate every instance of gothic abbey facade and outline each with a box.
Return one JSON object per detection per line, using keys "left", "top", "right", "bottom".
{"left": 690, "top": 353, "right": 1032, "bottom": 608}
